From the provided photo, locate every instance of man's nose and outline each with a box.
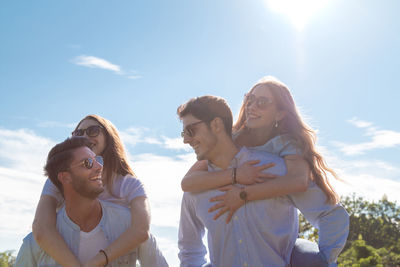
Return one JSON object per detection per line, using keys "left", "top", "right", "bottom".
{"left": 183, "top": 134, "right": 191, "bottom": 144}
{"left": 94, "top": 159, "right": 103, "bottom": 172}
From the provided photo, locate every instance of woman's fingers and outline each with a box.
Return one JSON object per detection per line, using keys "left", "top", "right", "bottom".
{"left": 245, "top": 160, "right": 261, "bottom": 166}
{"left": 218, "top": 185, "right": 233, "bottom": 192}
{"left": 213, "top": 207, "right": 229, "bottom": 220}
{"left": 258, "top": 162, "right": 275, "bottom": 170}
{"left": 208, "top": 202, "right": 225, "bottom": 212}
{"left": 225, "top": 211, "right": 234, "bottom": 224}
{"left": 209, "top": 195, "right": 224, "bottom": 202}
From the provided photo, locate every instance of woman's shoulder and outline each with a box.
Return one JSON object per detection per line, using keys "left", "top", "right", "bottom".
{"left": 254, "top": 134, "right": 302, "bottom": 157}
{"left": 110, "top": 173, "right": 143, "bottom": 190}
{"left": 99, "top": 173, "right": 147, "bottom": 207}
{"left": 113, "top": 173, "right": 147, "bottom": 196}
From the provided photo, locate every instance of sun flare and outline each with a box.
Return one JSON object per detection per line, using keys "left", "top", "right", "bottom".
{"left": 265, "top": 0, "right": 331, "bottom": 31}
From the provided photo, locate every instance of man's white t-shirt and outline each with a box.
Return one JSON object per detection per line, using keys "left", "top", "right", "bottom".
{"left": 78, "top": 224, "right": 108, "bottom": 264}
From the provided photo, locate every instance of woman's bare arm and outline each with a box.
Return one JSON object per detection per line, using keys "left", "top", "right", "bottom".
{"left": 86, "top": 196, "right": 150, "bottom": 267}
{"left": 209, "top": 155, "right": 309, "bottom": 222}
{"left": 181, "top": 160, "right": 275, "bottom": 193}
{"left": 32, "top": 195, "right": 82, "bottom": 267}
{"left": 245, "top": 154, "right": 309, "bottom": 200}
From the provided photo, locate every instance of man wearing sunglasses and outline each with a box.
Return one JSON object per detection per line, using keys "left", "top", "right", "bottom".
{"left": 177, "top": 96, "right": 346, "bottom": 267}
{"left": 177, "top": 95, "right": 294, "bottom": 267}
{"left": 15, "top": 137, "right": 168, "bottom": 267}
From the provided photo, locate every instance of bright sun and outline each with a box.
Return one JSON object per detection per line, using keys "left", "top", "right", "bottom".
{"left": 265, "top": 0, "right": 331, "bottom": 31}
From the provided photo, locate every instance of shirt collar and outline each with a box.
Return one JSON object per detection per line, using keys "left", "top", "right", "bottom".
{"left": 208, "top": 146, "right": 249, "bottom": 171}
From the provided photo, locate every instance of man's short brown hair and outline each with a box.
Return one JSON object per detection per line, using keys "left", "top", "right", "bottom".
{"left": 44, "top": 137, "right": 92, "bottom": 194}
{"left": 177, "top": 95, "right": 233, "bottom": 136}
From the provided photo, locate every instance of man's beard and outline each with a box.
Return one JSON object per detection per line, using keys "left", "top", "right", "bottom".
{"left": 71, "top": 175, "right": 104, "bottom": 199}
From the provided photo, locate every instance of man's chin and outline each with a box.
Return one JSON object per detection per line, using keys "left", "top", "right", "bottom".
{"left": 196, "top": 153, "right": 205, "bottom": 161}
{"left": 84, "top": 187, "right": 104, "bottom": 200}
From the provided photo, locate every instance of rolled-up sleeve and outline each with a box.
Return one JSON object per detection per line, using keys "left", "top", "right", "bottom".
{"left": 15, "top": 233, "right": 40, "bottom": 267}
{"left": 178, "top": 193, "right": 207, "bottom": 267}
{"left": 289, "top": 182, "right": 349, "bottom": 265}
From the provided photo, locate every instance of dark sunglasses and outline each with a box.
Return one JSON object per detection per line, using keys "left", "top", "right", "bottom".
{"left": 244, "top": 93, "right": 273, "bottom": 110}
{"left": 181, "top": 121, "right": 204, "bottom": 138}
{"left": 70, "top": 155, "right": 104, "bottom": 170}
{"left": 72, "top": 125, "right": 104, "bottom": 137}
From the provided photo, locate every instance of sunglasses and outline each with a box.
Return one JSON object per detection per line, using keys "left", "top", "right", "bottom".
{"left": 72, "top": 125, "right": 104, "bottom": 137}
{"left": 181, "top": 121, "right": 204, "bottom": 138}
{"left": 70, "top": 155, "right": 104, "bottom": 170}
{"left": 244, "top": 93, "right": 273, "bottom": 110}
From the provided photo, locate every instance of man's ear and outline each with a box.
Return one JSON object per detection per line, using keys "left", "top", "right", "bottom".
{"left": 210, "top": 117, "right": 225, "bottom": 134}
{"left": 57, "top": 171, "right": 72, "bottom": 185}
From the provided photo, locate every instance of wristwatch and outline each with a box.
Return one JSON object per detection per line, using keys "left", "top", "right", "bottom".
{"left": 239, "top": 188, "right": 247, "bottom": 202}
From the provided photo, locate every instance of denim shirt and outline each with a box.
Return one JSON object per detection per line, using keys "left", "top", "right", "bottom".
{"left": 15, "top": 201, "right": 168, "bottom": 267}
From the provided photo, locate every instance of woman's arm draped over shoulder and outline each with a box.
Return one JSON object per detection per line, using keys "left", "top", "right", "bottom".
{"left": 181, "top": 160, "right": 275, "bottom": 193}
{"left": 209, "top": 154, "right": 310, "bottom": 222}
{"left": 32, "top": 195, "right": 82, "bottom": 267}
{"left": 181, "top": 160, "right": 228, "bottom": 192}
{"left": 86, "top": 196, "right": 151, "bottom": 267}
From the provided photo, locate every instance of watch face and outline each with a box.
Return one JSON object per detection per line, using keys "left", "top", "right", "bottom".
{"left": 239, "top": 190, "right": 247, "bottom": 201}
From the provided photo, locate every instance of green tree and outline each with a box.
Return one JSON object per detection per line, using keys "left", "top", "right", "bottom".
{"left": 0, "top": 251, "right": 15, "bottom": 267}
{"left": 338, "top": 237, "right": 383, "bottom": 267}
{"left": 299, "top": 194, "right": 400, "bottom": 266}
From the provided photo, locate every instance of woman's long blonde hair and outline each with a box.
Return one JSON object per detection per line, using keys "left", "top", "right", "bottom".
{"left": 234, "top": 76, "right": 339, "bottom": 204}
{"left": 74, "top": 115, "right": 136, "bottom": 196}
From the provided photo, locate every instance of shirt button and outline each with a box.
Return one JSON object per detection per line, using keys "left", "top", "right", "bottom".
{"left": 239, "top": 239, "right": 242, "bottom": 244}
{"left": 243, "top": 262, "right": 248, "bottom": 267}
{"left": 234, "top": 216, "right": 238, "bottom": 220}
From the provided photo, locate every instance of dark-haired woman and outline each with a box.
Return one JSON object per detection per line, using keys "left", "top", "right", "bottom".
{"left": 33, "top": 115, "right": 153, "bottom": 266}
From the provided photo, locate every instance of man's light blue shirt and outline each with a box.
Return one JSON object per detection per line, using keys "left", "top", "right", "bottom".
{"left": 179, "top": 147, "right": 297, "bottom": 267}
{"left": 15, "top": 201, "right": 168, "bottom": 267}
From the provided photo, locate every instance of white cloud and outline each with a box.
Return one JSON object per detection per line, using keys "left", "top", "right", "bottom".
{"left": 348, "top": 118, "right": 373, "bottom": 128}
{"left": 71, "top": 55, "right": 122, "bottom": 74}
{"left": 120, "top": 127, "right": 162, "bottom": 147}
{"left": 0, "top": 128, "right": 52, "bottom": 252}
{"left": 333, "top": 118, "right": 400, "bottom": 155}
{"left": 316, "top": 144, "right": 400, "bottom": 203}
{"left": 70, "top": 55, "right": 143, "bottom": 80}
{"left": 0, "top": 128, "right": 54, "bottom": 173}
{"left": 120, "top": 127, "right": 191, "bottom": 151}
{"left": 162, "top": 136, "right": 191, "bottom": 151}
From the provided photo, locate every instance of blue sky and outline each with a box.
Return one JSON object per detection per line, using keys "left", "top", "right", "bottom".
{"left": 1, "top": 0, "right": 400, "bottom": 265}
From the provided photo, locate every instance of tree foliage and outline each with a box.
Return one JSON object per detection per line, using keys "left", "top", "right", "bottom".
{"left": 299, "top": 194, "right": 400, "bottom": 266}
{"left": 0, "top": 251, "right": 15, "bottom": 267}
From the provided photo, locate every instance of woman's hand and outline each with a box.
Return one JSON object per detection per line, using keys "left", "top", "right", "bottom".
{"left": 84, "top": 257, "right": 102, "bottom": 267}
{"left": 236, "top": 160, "right": 276, "bottom": 185}
{"left": 84, "top": 250, "right": 108, "bottom": 267}
{"left": 208, "top": 185, "right": 245, "bottom": 223}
